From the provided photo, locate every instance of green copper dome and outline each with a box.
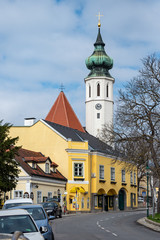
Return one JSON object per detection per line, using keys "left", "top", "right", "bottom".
{"left": 85, "top": 28, "right": 113, "bottom": 77}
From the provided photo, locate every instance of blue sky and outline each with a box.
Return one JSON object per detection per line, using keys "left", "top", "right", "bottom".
{"left": 0, "top": 0, "right": 160, "bottom": 126}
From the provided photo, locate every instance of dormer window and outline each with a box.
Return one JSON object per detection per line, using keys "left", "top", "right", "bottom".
{"left": 32, "top": 162, "right": 36, "bottom": 168}
{"left": 53, "top": 167, "right": 56, "bottom": 173}
{"left": 45, "top": 163, "right": 50, "bottom": 174}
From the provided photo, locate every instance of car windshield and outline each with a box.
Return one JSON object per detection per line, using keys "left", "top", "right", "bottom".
{"left": 3, "top": 202, "right": 32, "bottom": 209}
{"left": 42, "top": 202, "right": 57, "bottom": 208}
{"left": 0, "top": 215, "right": 38, "bottom": 234}
{"left": 25, "top": 207, "right": 46, "bottom": 220}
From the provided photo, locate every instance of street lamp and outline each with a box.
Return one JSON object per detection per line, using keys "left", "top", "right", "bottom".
{"left": 146, "top": 162, "right": 149, "bottom": 217}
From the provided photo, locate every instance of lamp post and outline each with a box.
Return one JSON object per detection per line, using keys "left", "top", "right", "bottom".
{"left": 146, "top": 163, "right": 149, "bottom": 217}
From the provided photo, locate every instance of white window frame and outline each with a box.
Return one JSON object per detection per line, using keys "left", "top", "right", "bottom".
{"left": 99, "top": 165, "right": 104, "bottom": 180}
{"left": 37, "top": 191, "right": 42, "bottom": 204}
{"left": 111, "top": 167, "right": 115, "bottom": 181}
{"left": 122, "top": 169, "right": 125, "bottom": 182}
{"left": 74, "top": 163, "right": 84, "bottom": 177}
{"left": 14, "top": 190, "right": 23, "bottom": 198}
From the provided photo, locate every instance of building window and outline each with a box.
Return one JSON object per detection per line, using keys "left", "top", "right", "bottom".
{"left": 94, "top": 195, "right": 98, "bottom": 207}
{"left": 14, "top": 190, "right": 23, "bottom": 198}
{"left": 134, "top": 172, "right": 136, "bottom": 185}
{"left": 74, "top": 163, "right": 83, "bottom": 177}
{"left": 97, "top": 83, "right": 100, "bottom": 96}
{"left": 106, "top": 84, "right": 109, "bottom": 97}
{"left": 99, "top": 165, "right": 104, "bottom": 179}
{"left": 37, "top": 191, "right": 42, "bottom": 203}
{"left": 45, "top": 163, "right": 49, "bottom": 173}
{"left": 130, "top": 171, "right": 133, "bottom": 184}
{"left": 97, "top": 113, "right": 100, "bottom": 119}
{"left": 32, "top": 162, "right": 36, "bottom": 168}
{"left": 122, "top": 169, "right": 125, "bottom": 182}
{"left": 81, "top": 197, "right": 84, "bottom": 209}
{"left": 87, "top": 198, "right": 89, "bottom": 209}
{"left": 89, "top": 85, "right": 91, "bottom": 97}
{"left": 48, "top": 192, "right": 52, "bottom": 199}
{"left": 111, "top": 167, "right": 115, "bottom": 181}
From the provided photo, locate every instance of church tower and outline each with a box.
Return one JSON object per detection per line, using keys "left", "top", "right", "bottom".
{"left": 85, "top": 20, "right": 114, "bottom": 137}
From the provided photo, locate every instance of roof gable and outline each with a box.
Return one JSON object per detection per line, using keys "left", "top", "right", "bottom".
{"left": 45, "top": 91, "right": 85, "bottom": 132}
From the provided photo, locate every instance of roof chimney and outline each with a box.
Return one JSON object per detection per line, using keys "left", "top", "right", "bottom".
{"left": 24, "top": 118, "right": 36, "bottom": 126}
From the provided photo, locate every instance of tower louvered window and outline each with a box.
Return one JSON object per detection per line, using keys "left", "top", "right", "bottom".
{"left": 106, "top": 84, "right": 109, "bottom": 97}
{"left": 97, "top": 83, "right": 100, "bottom": 96}
{"left": 89, "top": 85, "right": 91, "bottom": 97}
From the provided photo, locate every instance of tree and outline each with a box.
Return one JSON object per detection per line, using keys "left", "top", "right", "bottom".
{"left": 100, "top": 54, "right": 160, "bottom": 212}
{"left": 0, "top": 120, "right": 21, "bottom": 195}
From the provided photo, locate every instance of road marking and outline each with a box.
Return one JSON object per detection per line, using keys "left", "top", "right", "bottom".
{"left": 112, "top": 233, "right": 118, "bottom": 237}
{"left": 105, "top": 230, "right": 110, "bottom": 232}
{"left": 101, "top": 227, "right": 104, "bottom": 230}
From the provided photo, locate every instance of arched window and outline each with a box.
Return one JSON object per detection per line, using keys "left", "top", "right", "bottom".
{"left": 97, "top": 83, "right": 100, "bottom": 96}
{"left": 106, "top": 84, "right": 109, "bottom": 97}
{"left": 89, "top": 85, "right": 91, "bottom": 97}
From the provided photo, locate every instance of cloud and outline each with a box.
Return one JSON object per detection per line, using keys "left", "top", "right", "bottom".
{"left": 0, "top": 0, "right": 160, "bottom": 126}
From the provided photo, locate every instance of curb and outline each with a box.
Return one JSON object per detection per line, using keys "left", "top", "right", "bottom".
{"left": 137, "top": 217, "right": 160, "bottom": 232}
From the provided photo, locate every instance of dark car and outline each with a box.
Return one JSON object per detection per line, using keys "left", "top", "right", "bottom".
{"left": 41, "top": 201, "right": 62, "bottom": 218}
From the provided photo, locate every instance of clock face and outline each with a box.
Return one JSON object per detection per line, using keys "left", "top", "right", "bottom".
{"left": 95, "top": 103, "right": 102, "bottom": 110}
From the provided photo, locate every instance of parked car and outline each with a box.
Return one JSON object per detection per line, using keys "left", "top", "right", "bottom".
{"left": 12, "top": 205, "right": 55, "bottom": 240}
{"left": 0, "top": 209, "right": 44, "bottom": 240}
{"left": 3, "top": 198, "right": 33, "bottom": 209}
{"left": 41, "top": 201, "right": 62, "bottom": 218}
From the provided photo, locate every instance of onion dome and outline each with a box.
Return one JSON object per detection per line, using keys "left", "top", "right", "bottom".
{"left": 85, "top": 27, "right": 113, "bottom": 77}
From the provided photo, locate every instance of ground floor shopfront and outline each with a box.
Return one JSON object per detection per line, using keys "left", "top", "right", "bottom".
{"left": 91, "top": 187, "right": 137, "bottom": 212}
{"left": 67, "top": 186, "right": 137, "bottom": 213}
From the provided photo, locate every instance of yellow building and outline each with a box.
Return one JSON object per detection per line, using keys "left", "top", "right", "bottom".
{"left": 10, "top": 116, "right": 137, "bottom": 212}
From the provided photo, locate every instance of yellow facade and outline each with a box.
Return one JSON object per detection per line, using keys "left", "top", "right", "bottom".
{"left": 9, "top": 120, "right": 137, "bottom": 212}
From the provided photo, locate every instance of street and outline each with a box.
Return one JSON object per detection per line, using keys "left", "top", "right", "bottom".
{"left": 51, "top": 211, "right": 160, "bottom": 240}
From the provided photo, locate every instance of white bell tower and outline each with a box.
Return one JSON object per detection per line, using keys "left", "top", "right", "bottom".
{"left": 85, "top": 21, "right": 114, "bottom": 137}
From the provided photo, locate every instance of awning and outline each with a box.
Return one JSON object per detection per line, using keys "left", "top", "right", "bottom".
{"left": 70, "top": 186, "right": 85, "bottom": 193}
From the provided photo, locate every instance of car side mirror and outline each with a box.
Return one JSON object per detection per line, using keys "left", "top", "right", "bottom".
{"left": 40, "top": 226, "right": 48, "bottom": 233}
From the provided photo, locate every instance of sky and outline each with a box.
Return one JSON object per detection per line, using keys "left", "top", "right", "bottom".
{"left": 0, "top": 0, "right": 160, "bottom": 127}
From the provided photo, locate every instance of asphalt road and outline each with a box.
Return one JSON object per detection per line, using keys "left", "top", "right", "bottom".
{"left": 51, "top": 211, "right": 160, "bottom": 240}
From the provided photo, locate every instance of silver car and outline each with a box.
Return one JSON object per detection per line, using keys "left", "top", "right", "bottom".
{"left": 0, "top": 209, "right": 44, "bottom": 240}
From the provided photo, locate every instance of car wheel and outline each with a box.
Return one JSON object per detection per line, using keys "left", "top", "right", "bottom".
{"left": 52, "top": 233, "right": 55, "bottom": 240}
{"left": 59, "top": 212, "right": 62, "bottom": 218}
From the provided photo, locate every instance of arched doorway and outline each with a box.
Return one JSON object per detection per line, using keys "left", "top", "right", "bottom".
{"left": 106, "top": 189, "right": 117, "bottom": 211}
{"left": 118, "top": 188, "right": 126, "bottom": 210}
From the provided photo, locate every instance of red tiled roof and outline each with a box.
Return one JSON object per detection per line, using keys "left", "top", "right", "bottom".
{"left": 24, "top": 157, "right": 51, "bottom": 163}
{"left": 45, "top": 91, "right": 85, "bottom": 132}
{"left": 15, "top": 148, "right": 66, "bottom": 181}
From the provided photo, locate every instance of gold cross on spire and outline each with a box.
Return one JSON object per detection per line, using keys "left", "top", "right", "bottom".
{"left": 96, "top": 12, "right": 103, "bottom": 28}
